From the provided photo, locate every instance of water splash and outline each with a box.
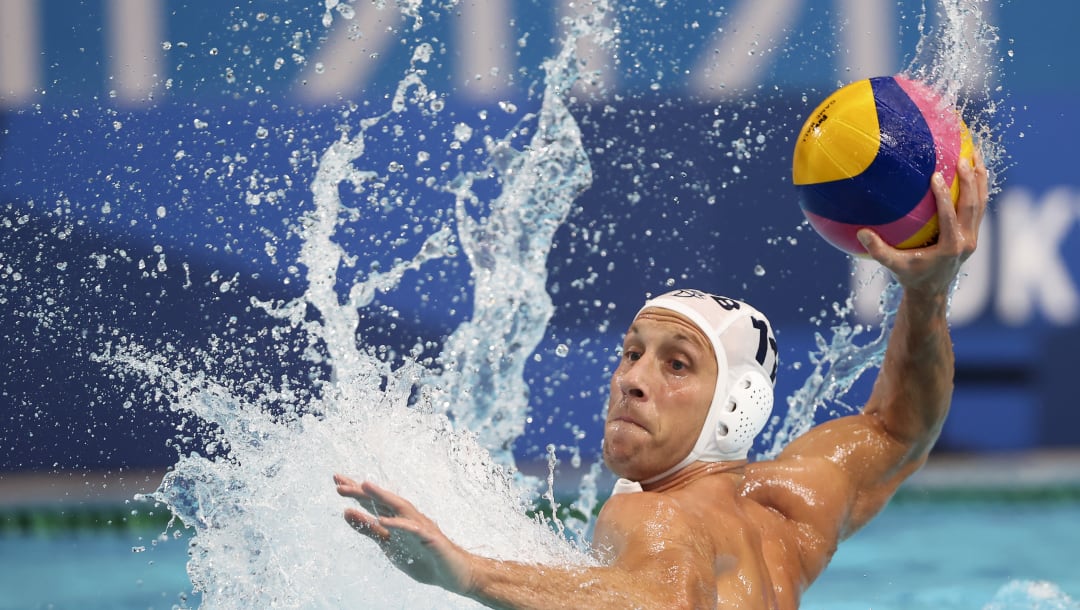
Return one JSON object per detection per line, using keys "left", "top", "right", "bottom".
{"left": 103, "top": 2, "right": 614, "bottom": 607}
{"left": 426, "top": 15, "right": 600, "bottom": 463}
{"left": 984, "top": 580, "right": 1080, "bottom": 610}
{"left": 908, "top": 0, "right": 1009, "bottom": 176}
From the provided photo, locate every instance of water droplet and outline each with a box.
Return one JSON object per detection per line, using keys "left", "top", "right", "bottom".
{"left": 555, "top": 344, "right": 569, "bottom": 358}
{"left": 754, "top": 264, "right": 766, "bottom": 277}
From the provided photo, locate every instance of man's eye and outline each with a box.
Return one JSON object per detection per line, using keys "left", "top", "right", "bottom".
{"left": 671, "top": 359, "right": 686, "bottom": 371}
{"left": 625, "top": 351, "right": 641, "bottom": 361}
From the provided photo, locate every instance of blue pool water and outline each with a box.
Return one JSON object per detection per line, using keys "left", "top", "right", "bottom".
{"left": 802, "top": 499, "right": 1080, "bottom": 609}
{"left": 3, "top": 497, "right": 1077, "bottom": 610}
{"left": 0, "top": 529, "right": 197, "bottom": 610}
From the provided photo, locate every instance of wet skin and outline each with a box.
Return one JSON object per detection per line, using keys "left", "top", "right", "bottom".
{"left": 335, "top": 149, "right": 990, "bottom": 609}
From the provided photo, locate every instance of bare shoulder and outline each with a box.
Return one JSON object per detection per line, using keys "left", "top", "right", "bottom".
{"left": 594, "top": 491, "right": 700, "bottom": 558}
{"left": 743, "top": 411, "right": 913, "bottom": 511}
{"left": 736, "top": 411, "right": 923, "bottom": 583}
{"left": 740, "top": 456, "right": 851, "bottom": 531}
{"left": 732, "top": 457, "right": 849, "bottom": 585}
{"left": 592, "top": 491, "right": 719, "bottom": 603}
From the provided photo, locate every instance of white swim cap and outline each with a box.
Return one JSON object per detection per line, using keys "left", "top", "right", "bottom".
{"left": 636, "top": 289, "right": 778, "bottom": 484}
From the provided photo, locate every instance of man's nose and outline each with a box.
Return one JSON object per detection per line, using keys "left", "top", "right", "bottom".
{"left": 616, "top": 360, "right": 647, "bottom": 399}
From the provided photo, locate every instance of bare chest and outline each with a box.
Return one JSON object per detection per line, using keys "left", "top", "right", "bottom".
{"left": 675, "top": 486, "right": 805, "bottom": 609}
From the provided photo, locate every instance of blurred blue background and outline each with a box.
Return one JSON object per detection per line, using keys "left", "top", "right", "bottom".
{"left": 1, "top": 0, "right": 1077, "bottom": 476}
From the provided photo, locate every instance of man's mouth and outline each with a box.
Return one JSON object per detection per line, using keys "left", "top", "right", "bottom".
{"left": 610, "top": 415, "right": 646, "bottom": 431}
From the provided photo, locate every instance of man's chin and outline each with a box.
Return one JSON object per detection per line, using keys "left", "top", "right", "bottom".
{"left": 602, "top": 443, "right": 645, "bottom": 480}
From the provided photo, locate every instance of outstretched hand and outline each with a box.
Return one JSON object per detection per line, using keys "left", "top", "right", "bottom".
{"left": 334, "top": 474, "right": 476, "bottom": 595}
{"left": 857, "top": 148, "right": 989, "bottom": 298}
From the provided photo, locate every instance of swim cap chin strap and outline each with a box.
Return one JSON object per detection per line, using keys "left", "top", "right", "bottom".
{"left": 617, "top": 289, "right": 778, "bottom": 491}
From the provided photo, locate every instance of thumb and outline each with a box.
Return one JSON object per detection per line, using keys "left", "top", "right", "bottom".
{"left": 857, "top": 228, "right": 893, "bottom": 265}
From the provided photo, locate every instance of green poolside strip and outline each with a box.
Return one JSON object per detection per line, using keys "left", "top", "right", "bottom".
{"left": 0, "top": 505, "right": 174, "bottom": 535}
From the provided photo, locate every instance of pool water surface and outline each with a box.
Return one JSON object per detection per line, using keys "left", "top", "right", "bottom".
{"left": 2, "top": 498, "right": 1078, "bottom": 609}
{"left": 802, "top": 499, "right": 1080, "bottom": 609}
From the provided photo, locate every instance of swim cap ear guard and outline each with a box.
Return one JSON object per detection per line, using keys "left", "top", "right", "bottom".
{"left": 635, "top": 289, "right": 778, "bottom": 485}
{"left": 717, "top": 371, "right": 774, "bottom": 457}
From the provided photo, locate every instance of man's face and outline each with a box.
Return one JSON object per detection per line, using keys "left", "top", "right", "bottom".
{"left": 602, "top": 308, "right": 718, "bottom": 481}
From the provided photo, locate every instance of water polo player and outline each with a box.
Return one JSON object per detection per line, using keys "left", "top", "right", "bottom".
{"left": 335, "top": 149, "right": 988, "bottom": 609}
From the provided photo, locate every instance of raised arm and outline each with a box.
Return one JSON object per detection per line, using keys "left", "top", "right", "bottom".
{"left": 855, "top": 158, "right": 987, "bottom": 462}
{"left": 846, "top": 148, "right": 988, "bottom": 504}
{"left": 752, "top": 149, "right": 989, "bottom": 560}
{"left": 334, "top": 476, "right": 717, "bottom": 609}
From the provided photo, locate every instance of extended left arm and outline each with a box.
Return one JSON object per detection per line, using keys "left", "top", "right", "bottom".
{"left": 333, "top": 476, "right": 718, "bottom": 609}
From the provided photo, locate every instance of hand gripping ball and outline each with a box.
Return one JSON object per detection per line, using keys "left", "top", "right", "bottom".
{"left": 792, "top": 75, "right": 974, "bottom": 256}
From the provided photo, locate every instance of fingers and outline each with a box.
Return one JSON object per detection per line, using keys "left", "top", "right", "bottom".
{"left": 344, "top": 507, "right": 392, "bottom": 541}
{"left": 857, "top": 228, "right": 898, "bottom": 268}
{"left": 359, "top": 481, "right": 418, "bottom": 516}
{"left": 931, "top": 170, "right": 961, "bottom": 245}
{"left": 334, "top": 473, "right": 359, "bottom": 494}
{"left": 338, "top": 476, "right": 403, "bottom": 546}
{"left": 336, "top": 475, "right": 426, "bottom": 539}
{"left": 336, "top": 476, "right": 395, "bottom": 516}
{"left": 335, "top": 474, "right": 377, "bottom": 507}
{"left": 950, "top": 147, "right": 989, "bottom": 254}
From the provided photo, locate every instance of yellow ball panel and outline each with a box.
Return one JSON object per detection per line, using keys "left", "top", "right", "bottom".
{"left": 793, "top": 79, "right": 882, "bottom": 185}
{"left": 950, "top": 118, "right": 975, "bottom": 202}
